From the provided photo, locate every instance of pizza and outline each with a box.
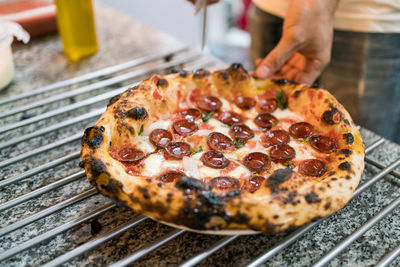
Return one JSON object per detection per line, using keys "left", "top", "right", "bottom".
{"left": 80, "top": 63, "right": 364, "bottom": 234}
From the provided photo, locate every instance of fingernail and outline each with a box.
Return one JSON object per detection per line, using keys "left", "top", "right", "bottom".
{"left": 256, "top": 66, "right": 271, "bottom": 78}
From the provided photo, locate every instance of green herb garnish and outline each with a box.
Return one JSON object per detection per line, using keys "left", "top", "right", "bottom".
{"left": 201, "top": 112, "right": 214, "bottom": 123}
{"left": 303, "top": 136, "right": 310, "bottom": 143}
{"left": 138, "top": 124, "right": 144, "bottom": 136}
{"left": 191, "top": 146, "right": 203, "bottom": 155}
{"left": 234, "top": 139, "right": 245, "bottom": 149}
{"left": 283, "top": 162, "right": 295, "bottom": 169}
{"left": 276, "top": 89, "right": 288, "bottom": 110}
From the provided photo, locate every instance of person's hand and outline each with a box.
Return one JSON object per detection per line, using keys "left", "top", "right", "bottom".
{"left": 255, "top": 0, "right": 338, "bottom": 85}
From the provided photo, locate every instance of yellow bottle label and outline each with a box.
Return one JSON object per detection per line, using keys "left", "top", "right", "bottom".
{"left": 55, "top": 0, "right": 98, "bottom": 61}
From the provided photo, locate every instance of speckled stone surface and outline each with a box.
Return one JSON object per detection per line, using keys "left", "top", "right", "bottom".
{"left": 0, "top": 3, "right": 399, "bottom": 267}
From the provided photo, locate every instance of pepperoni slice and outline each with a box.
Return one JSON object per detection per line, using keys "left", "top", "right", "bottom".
{"left": 218, "top": 111, "right": 244, "bottom": 126}
{"left": 270, "top": 144, "right": 296, "bottom": 162}
{"left": 196, "top": 96, "right": 222, "bottom": 112}
{"left": 243, "top": 152, "right": 270, "bottom": 172}
{"left": 242, "top": 176, "right": 265, "bottom": 193}
{"left": 309, "top": 135, "right": 337, "bottom": 153}
{"left": 207, "top": 132, "right": 234, "bottom": 152}
{"left": 299, "top": 159, "right": 326, "bottom": 177}
{"left": 165, "top": 142, "right": 191, "bottom": 159}
{"left": 229, "top": 124, "right": 255, "bottom": 140}
{"left": 289, "top": 122, "right": 314, "bottom": 138}
{"left": 258, "top": 98, "right": 278, "bottom": 113}
{"left": 201, "top": 150, "right": 230, "bottom": 169}
{"left": 210, "top": 176, "right": 240, "bottom": 190}
{"left": 235, "top": 95, "right": 256, "bottom": 110}
{"left": 180, "top": 108, "right": 201, "bottom": 121}
{"left": 173, "top": 119, "right": 198, "bottom": 136}
{"left": 149, "top": 129, "right": 173, "bottom": 148}
{"left": 254, "top": 113, "right": 278, "bottom": 129}
{"left": 157, "top": 171, "right": 185, "bottom": 183}
{"left": 117, "top": 147, "right": 145, "bottom": 162}
{"left": 261, "top": 130, "right": 290, "bottom": 147}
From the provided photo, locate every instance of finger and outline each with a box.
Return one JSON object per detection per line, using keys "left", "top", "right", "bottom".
{"left": 285, "top": 68, "right": 300, "bottom": 81}
{"left": 280, "top": 62, "right": 292, "bottom": 74}
{"left": 255, "top": 58, "right": 263, "bottom": 66}
{"left": 255, "top": 39, "right": 297, "bottom": 79}
{"left": 298, "top": 58, "right": 326, "bottom": 85}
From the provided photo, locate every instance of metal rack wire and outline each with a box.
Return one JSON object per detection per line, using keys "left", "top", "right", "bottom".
{"left": 0, "top": 48, "right": 399, "bottom": 267}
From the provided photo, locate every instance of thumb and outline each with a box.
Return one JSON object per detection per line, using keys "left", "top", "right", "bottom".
{"left": 256, "top": 39, "right": 297, "bottom": 79}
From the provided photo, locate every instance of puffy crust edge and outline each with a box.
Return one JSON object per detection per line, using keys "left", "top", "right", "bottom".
{"left": 81, "top": 64, "right": 365, "bottom": 233}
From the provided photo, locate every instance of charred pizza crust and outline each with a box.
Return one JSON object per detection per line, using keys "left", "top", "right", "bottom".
{"left": 80, "top": 64, "right": 364, "bottom": 233}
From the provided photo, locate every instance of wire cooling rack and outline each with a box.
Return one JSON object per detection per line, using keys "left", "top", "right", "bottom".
{"left": 0, "top": 48, "right": 399, "bottom": 267}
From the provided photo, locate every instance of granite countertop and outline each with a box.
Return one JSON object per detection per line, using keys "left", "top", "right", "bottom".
{"left": 0, "top": 3, "right": 399, "bottom": 267}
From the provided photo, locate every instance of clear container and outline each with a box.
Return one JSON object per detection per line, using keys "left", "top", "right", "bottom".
{"left": 0, "top": 20, "right": 30, "bottom": 91}
{"left": 54, "top": 0, "right": 98, "bottom": 61}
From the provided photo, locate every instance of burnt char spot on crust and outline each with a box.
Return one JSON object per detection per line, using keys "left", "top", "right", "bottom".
{"left": 193, "top": 68, "right": 210, "bottom": 79}
{"left": 102, "top": 178, "right": 123, "bottom": 194}
{"left": 283, "top": 191, "right": 299, "bottom": 205}
{"left": 125, "top": 85, "right": 139, "bottom": 97}
{"left": 176, "top": 191, "right": 224, "bottom": 230}
{"left": 200, "top": 191, "right": 224, "bottom": 207}
{"left": 293, "top": 90, "right": 303, "bottom": 98}
{"left": 321, "top": 105, "right": 341, "bottom": 124}
{"left": 324, "top": 202, "right": 331, "bottom": 210}
{"left": 266, "top": 168, "right": 293, "bottom": 192}
{"left": 339, "top": 162, "right": 351, "bottom": 170}
{"left": 175, "top": 176, "right": 206, "bottom": 192}
{"left": 229, "top": 63, "right": 248, "bottom": 73}
{"left": 156, "top": 78, "right": 168, "bottom": 88}
{"left": 225, "top": 190, "right": 241, "bottom": 198}
{"left": 138, "top": 187, "right": 150, "bottom": 199}
{"left": 227, "top": 63, "right": 249, "bottom": 81}
{"left": 85, "top": 158, "right": 123, "bottom": 194}
{"left": 311, "top": 82, "right": 323, "bottom": 88}
{"left": 340, "top": 149, "right": 352, "bottom": 157}
{"left": 121, "top": 122, "right": 135, "bottom": 135}
{"left": 82, "top": 126, "right": 104, "bottom": 149}
{"left": 86, "top": 158, "right": 107, "bottom": 178}
{"left": 179, "top": 70, "right": 189, "bottom": 78}
{"left": 175, "top": 187, "right": 249, "bottom": 230}
{"left": 343, "top": 133, "right": 354, "bottom": 145}
{"left": 265, "top": 222, "right": 278, "bottom": 234}
{"left": 107, "top": 94, "right": 121, "bottom": 107}
{"left": 126, "top": 107, "right": 148, "bottom": 120}
{"left": 305, "top": 192, "right": 321, "bottom": 203}
{"left": 273, "top": 79, "right": 299, "bottom": 85}
{"left": 215, "top": 70, "right": 230, "bottom": 81}
{"left": 226, "top": 212, "right": 250, "bottom": 225}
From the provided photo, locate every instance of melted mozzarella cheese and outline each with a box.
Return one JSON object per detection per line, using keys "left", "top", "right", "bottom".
{"left": 273, "top": 108, "right": 303, "bottom": 121}
{"left": 207, "top": 118, "right": 230, "bottom": 136}
{"left": 131, "top": 136, "right": 155, "bottom": 154}
{"left": 132, "top": 94, "right": 312, "bottom": 180}
{"left": 142, "top": 120, "right": 171, "bottom": 136}
{"left": 141, "top": 153, "right": 182, "bottom": 177}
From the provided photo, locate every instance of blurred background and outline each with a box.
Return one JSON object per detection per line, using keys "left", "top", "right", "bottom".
{"left": 99, "top": 0, "right": 253, "bottom": 68}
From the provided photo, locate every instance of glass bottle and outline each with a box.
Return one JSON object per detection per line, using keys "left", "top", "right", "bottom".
{"left": 54, "top": 0, "right": 98, "bottom": 61}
